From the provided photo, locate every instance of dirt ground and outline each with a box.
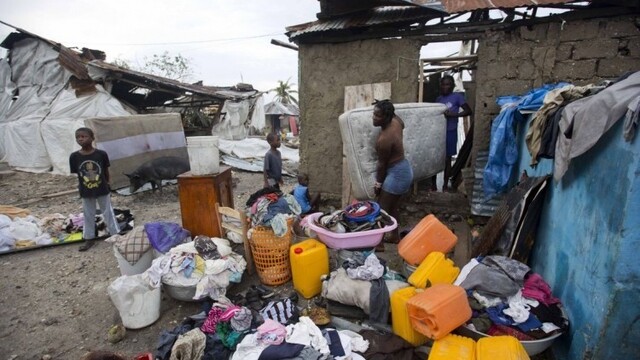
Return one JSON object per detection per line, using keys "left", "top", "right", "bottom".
{"left": 0, "top": 167, "right": 520, "bottom": 360}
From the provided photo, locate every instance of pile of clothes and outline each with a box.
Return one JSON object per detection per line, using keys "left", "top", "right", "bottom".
{"left": 155, "top": 294, "right": 371, "bottom": 360}
{"left": 456, "top": 255, "right": 569, "bottom": 340}
{"left": 246, "top": 187, "right": 300, "bottom": 237}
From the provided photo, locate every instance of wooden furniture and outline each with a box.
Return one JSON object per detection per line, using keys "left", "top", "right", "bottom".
{"left": 216, "top": 204, "right": 253, "bottom": 274}
{"left": 177, "top": 167, "right": 233, "bottom": 238}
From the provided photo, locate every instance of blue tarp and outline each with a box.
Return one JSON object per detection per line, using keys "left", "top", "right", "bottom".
{"left": 483, "top": 83, "right": 569, "bottom": 199}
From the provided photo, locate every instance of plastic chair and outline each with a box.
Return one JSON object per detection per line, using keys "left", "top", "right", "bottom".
{"left": 215, "top": 204, "right": 253, "bottom": 274}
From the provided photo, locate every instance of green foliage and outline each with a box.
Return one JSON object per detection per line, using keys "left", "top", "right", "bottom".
{"left": 270, "top": 78, "right": 298, "bottom": 105}
{"left": 141, "top": 51, "right": 193, "bottom": 82}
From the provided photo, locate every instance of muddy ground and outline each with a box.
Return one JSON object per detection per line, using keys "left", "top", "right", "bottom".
{"left": 0, "top": 167, "right": 505, "bottom": 360}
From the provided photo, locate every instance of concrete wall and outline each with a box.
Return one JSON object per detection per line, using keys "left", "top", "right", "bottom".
{"left": 513, "top": 113, "right": 640, "bottom": 359}
{"left": 473, "top": 15, "right": 640, "bottom": 159}
{"left": 298, "top": 38, "right": 422, "bottom": 196}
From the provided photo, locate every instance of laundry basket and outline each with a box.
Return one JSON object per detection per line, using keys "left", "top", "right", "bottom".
{"left": 249, "top": 218, "right": 293, "bottom": 285}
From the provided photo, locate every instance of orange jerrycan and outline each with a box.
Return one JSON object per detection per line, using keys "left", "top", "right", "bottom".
{"left": 290, "top": 239, "right": 329, "bottom": 298}
{"left": 391, "top": 287, "right": 428, "bottom": 346}
{"left": 407, "top": 284, "right": 471, "bottom": 340}
{"left": 408, "top": 251, "right": 460, "bottom": 288}
{"left": 476, "top": 336, "right": 530, "bottom": 360}
{"left": 428, "top": 334, "right": 476, "bottom": 360}
{"left": 398, "top": 214, "right": 457, "bottom": 266}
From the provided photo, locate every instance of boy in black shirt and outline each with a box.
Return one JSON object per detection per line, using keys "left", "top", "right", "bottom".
{"left": 69, "top": 127, "right": 120, "bottom": 251}
{"left": 263, "top": 133, "right": 283, "bottom": 189}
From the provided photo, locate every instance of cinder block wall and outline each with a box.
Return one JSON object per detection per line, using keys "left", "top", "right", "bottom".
{"left": 297, "top": 38, "right": 422, "bottom": 197}
{"left": 472, "top": 15, "right": 640, "bottom": 158}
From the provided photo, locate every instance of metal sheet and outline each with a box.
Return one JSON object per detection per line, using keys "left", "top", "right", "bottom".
{"left": 441, "top": 0, "right": 574, "bottom": 13}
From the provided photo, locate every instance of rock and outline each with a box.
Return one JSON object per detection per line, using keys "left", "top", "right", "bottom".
{"left": 107, "top": 324, "right": 126, "bottom": 344}
{"left": 42, "top": 355, "right": 51, "bottom": 360}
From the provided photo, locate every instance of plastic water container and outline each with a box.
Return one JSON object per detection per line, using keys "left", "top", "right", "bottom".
{"left": 428, "top": 334, "right": 476, "bottom": 360}
{"left": 113, "top": 246, "right": 154, "bottom": 276}
{"left": 290, "top": 239, "right": 329, "bottom": 298}
{"left": 391, "top": 287, "right": 428, "bottom": 346}
{"left": 408, "top": 251, "right": 460, "bottom": 288}
{"left": 398, "top": 214, "right": 457, "bottom": 266}
{"left": 407, "top": 284, "right": 471, "bottom": 340}
{"left": 186, "top": 136, "right": 220, "bottom": 175}
{"left": 476, "top": 336, "right": 530, "bottom": 360}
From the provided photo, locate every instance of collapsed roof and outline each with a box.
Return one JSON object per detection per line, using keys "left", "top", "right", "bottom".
{"left": 0, "top": 20, "right": 260, "bottom": 111}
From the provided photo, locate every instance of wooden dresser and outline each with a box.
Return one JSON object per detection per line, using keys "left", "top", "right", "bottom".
{"left": 177, "top": 166, "right": 233, "bottom": 238}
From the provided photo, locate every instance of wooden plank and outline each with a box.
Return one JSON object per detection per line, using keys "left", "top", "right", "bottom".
{"left": 42, "top": 189, "right": 78, "bottom": 198}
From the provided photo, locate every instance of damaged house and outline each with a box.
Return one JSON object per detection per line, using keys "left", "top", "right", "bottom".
{"left": 0, "top": 23, "right": 263, "bottom": 188}
{"left": 286, "top": 1, "right": 639, "bottom": 358}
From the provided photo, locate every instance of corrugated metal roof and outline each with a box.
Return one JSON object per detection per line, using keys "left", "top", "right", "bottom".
{"left": 469, "top": 151, "right": 504, "bottom": 217}
{"left": 286, "top": 6, "right": 446, "bottom": 39}
{"left": 88, "top": 60, "right": 258, "bottom": 101}
{"left": 441, "top": 0, "right": 574, "bottom": 13}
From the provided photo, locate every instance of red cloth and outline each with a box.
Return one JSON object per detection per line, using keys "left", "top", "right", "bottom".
{"left": 289, "top": 116, "right": 298, "bottom": 136}
{"left": 522, "top": 273, "right": 560, "bottom": 305}
{"left": 487, "top": 324, "right": 536, "bottom": 341}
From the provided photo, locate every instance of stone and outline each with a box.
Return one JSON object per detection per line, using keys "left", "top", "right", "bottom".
{"left": 517, "top": 60, "right": 536, "bottom": 79}
{"left": 598, "top": 58, "right": 640, "bottom": 78}
{"left": 520, "top": 24, "right": 549, "bottom": 42}
{"left": 559, "top": 19, "right": 601, "bottom": 41}
{"left": 495, "top": 80, "right": 534, "bottom": 97}
{"left": 556, "top": 43, "right": 574, "bottom": 61}
{"left": 573, "top": 39, "right": 620, "bottom": 60}
{"left": 604, "top": 18, "right": 640, "bottom": 38}
{"left": 553, "top": 60, "right": 597, "bottom": 80}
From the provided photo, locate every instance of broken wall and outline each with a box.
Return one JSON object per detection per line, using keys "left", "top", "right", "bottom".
{"left": 298, "top": 38, "right": 422, "bottom": 196}
{"left": 472, "top": 15, "right": 640, "bottom": 159}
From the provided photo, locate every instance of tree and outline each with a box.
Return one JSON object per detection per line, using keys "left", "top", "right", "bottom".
{"left": 270, "top": 78, "right": 298, "bottom": 105}
{"left": 140, "top": 51, "right": 193, "bottom": 82}
{"left": 111, "top": 52, "right": 193, "bottom": 82}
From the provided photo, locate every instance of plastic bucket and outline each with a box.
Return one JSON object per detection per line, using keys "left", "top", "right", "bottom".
{"left": 186, "top": 136, "right": 220, "bottom": 175}
{"left": 113, "top": 246, "right": 154, "bottom": 276}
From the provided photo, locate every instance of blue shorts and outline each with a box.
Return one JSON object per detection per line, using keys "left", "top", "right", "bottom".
{"left": 446, "top": 129, "right": 458, "bottom": 157}
{"left": 382, "top": 159, "right": 414, "bottom": 195}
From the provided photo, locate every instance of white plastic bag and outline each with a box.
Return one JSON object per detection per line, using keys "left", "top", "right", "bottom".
{"left": 107, "top": 274, "right": 161, "bottom": 329}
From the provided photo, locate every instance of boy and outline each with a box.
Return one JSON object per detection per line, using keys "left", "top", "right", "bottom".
{"left": 263, "top": 133, "right": 283, "bottom": 189}
{"left": 292, "top": 173, "right": 321, "bottom": 215}
{"left": 432, "top": 75, "right": 472, "bottom": 192}
{"left": 69, "top": 127, "right": 120, "bottom": 251}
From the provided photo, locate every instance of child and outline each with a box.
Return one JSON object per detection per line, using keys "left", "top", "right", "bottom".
{"left": 263, "top": 132, "right": 283, "bottom": 189}
{"left": 432, "top": 75, "right": 472, "bottom": 192}
{"left": 69, "top": 127, "right": 120, "bottom": 251}
{"left": 293, "top": 173, "right": 321, "bottom": 215}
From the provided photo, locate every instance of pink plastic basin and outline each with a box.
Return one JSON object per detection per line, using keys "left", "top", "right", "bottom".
{"left": 302, "top": 212, "right": 397, "bottom": 249}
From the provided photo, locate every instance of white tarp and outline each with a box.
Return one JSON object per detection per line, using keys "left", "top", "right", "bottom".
{"left": 218, "top": 137, "right": 299, "bottom": 163}
{"left": 0, "top": 37, "right": 131, "bottom": 173}
{"left": 0, "top": 59, "right": 17, "bottom": 159}
{"left": 211, "top": 95, "right": 266, "bottom": 139}
{"left": 42, "top": 85, "right": 132, "bottom": 174}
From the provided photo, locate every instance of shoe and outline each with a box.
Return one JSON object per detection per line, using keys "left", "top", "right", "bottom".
{"left": 245, "top": 289, "right": 264, "bottom": 311}
{"left": 253, "top": 285, "right": 275, "bottom": 299}
{"left": 78, "top": 239, "right": 95, "bottom": 251}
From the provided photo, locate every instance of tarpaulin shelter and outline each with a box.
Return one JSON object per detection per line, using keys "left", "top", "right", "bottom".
{"left": 0, "top": 23, "right": 262, "bottom": 174}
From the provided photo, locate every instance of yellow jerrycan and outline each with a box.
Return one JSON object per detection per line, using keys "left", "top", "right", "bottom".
{"left": 428, "top": 334, "right": 476, "bottom": 360}
{"left": 391, "top": 286, "right": 428, "bottom": 346}
{"left": 290, "top": 239, "right": 329, "bottom": 298}
{"left": 408, "top": 251, "right": 460, "bottom": 288}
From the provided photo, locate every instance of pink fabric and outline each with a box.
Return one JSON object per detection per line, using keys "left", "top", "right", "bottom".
{"left": 201, "top": 307, "right": 224, "bottom": 334}
{"left": 522, "top": 273, "right": 560, "bottom": 305}
{"left": 219, "top": 305, "right": 241, "bottom": 322}
{"left": 256, "top": 319, "right": 286, "bottom": 345}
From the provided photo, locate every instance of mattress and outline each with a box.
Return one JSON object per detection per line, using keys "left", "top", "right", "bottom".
{"left": 339, "top": 102, "right": 447, "bottom": 200}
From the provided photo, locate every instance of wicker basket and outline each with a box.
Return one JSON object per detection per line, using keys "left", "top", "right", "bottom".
{"left": 249, "top": 219, "right": 293, "bottom": 285}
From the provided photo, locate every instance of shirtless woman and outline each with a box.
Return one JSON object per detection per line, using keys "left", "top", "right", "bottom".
{"left": 372, "top": 100, "right": 414, "bottom": 245}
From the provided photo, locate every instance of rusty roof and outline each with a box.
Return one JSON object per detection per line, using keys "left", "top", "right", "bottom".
{"left": 87, "top": 60, "right": 258, "bottom": 101}
{"left": 440, "top": 0, "right": 575, "bottom": 13}
{"left": 286, "top": 5, "right": 447, "bottom": 39}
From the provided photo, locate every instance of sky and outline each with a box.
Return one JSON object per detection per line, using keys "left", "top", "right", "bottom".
{"left": 0, "top": 0, "right": 322, "bottom": 101}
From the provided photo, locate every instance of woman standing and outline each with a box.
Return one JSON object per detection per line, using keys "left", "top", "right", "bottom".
{"left": 372, "top": 100, "right": 413, "bottom": 246}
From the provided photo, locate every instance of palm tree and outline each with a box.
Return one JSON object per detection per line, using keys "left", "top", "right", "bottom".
{"left": 270, "top": 78, "right": 299, "bottom": 106}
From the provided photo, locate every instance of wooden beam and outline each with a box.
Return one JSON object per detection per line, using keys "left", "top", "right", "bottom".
{"left": 421, "top": 55, "right": 478, "bottom": 63}
{"left": 270, "top": 39, "right": 299, "bottom": 51}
